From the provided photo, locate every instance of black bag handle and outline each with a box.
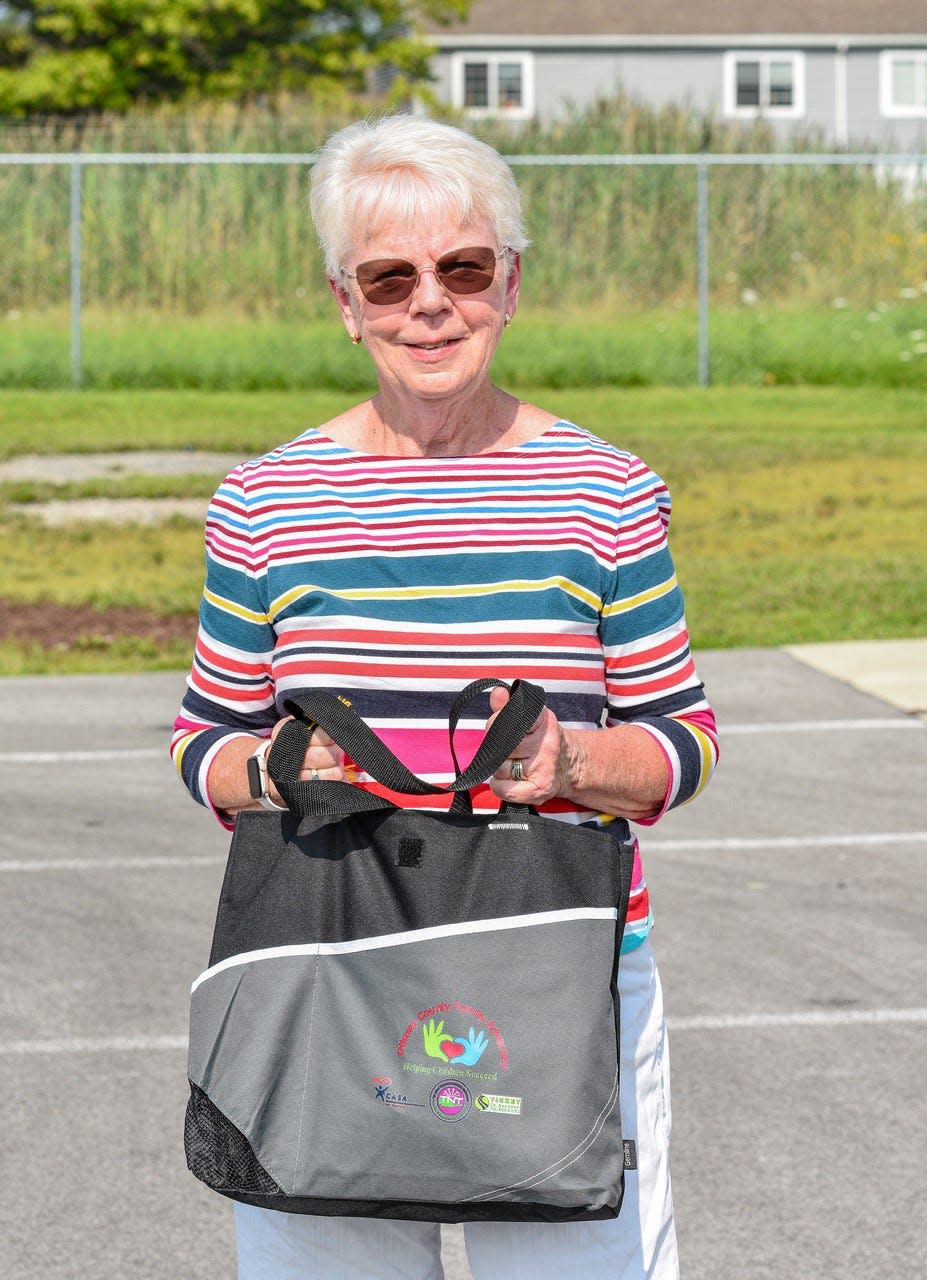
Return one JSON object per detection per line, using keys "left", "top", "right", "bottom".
{"left": 267, "top": 678, "right": 544, "bottom": 820}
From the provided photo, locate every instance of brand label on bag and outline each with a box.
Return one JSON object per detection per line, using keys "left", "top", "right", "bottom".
{"left": 474, "top": 1093, "right": 522, "bottom": 1116}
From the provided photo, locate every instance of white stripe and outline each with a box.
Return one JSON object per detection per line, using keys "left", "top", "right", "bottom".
{"left": 721, "top": 718, "right": 922, "bottom": 735}
{"left": 0, "top": 1034, "right": 188, "bottom": 1056}
{"left": 645, "top": 832, "right": 927, "bottom": 852}
{"left": 0, "top": 719, "right": 919, "bottom": 768}
{"left": 6, "top": 1007, "right": 925, "bottom": 1057}
{"left": 0, "top": 855, "right": 225, "bottom": 873}
{"left": 668, "top": 1008, "right": 927, "bottom": 1031}
{"left": 190, "top": 907, "right": 620, "bottom": 994}
{"left": 4, "top": 830, "right": 926, "bottom": 874}
{"left": 0, "top": 748, "right": 163, "bottom": 764}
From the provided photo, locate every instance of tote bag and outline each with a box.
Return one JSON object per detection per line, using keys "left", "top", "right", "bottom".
{"left": 185, "top": 678, "right": 635, "bottom": 1222}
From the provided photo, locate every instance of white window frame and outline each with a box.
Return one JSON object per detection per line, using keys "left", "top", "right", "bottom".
{"left": 880, "top": 50, "right": 927, "bottom": 117}
{"left": 450, "top": 52, "right": 535, "bottom": 120}
{"left": 723, "top": 50, "right": 806, "bottom": 120}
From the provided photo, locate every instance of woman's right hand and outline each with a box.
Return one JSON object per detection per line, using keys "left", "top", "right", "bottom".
{"left": 266, "top": 717, "right": 350, "bottom": 805}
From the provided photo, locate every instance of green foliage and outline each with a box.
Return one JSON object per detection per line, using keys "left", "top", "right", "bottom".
{"left": 3, "top": 305, "right": 927, "bottom": 391}
{"left": 2, "top": 102, "right": 925, "bottom": 322}
{"left": 0, "top": 1, "right": 469, "bottom": 114}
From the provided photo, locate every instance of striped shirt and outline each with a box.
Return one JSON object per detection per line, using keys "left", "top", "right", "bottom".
{"left": 172, "top": 420, "right": 718, "bottom": 951}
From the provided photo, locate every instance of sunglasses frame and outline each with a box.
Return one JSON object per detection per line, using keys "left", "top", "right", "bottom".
{"left": 341, "top": 246, "right": 510, "bottom": 305}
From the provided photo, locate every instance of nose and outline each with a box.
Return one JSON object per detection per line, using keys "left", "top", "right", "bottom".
{"left": 409, "top": 264, "right": 451, "bottom": 313}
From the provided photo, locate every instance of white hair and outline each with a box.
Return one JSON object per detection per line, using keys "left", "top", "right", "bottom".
{"left": 308, "top": 114, "right": 529, "bottom": 277}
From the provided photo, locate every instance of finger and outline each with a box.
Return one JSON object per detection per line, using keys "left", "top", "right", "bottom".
{"left": 303, "top": 742, "right": 345, "bottom": 770}
{"left": 298, "top": 762, "right": 351, "bottom": 783}
{"left": 488, "top": 686, "right": 511, "bottom": 713}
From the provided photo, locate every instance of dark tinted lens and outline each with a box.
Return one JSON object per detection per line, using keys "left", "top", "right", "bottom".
{"left": 354, "top": 258, "right": 418, "bottom": 303}
{"left": 351, "top": 247, "right": 499, "bottom": 303}
{"left": 435, "top": 247, "right": 498, "bottom": 294}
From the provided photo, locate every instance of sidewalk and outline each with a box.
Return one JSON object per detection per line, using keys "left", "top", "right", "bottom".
{"left": 786, "top": 638, "right": 927, "bottom": 718}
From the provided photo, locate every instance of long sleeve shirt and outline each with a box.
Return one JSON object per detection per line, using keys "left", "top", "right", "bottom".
{"left": 172, "top": 420, "right": 719, "bottom": 952}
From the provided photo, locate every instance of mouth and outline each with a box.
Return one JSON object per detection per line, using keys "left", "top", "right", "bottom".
{"left": 405, "top": 337, "right": 463, "bottom": 353}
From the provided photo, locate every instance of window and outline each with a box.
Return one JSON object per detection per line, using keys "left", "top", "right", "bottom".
{"left": 723, "top": 52, "right": 805, "bottom": 119}
{"left": 881, "top": 51, "right": 927, "bottom": 116}
{"left": 451, "top": 53, "right": 534, "bottom": 119}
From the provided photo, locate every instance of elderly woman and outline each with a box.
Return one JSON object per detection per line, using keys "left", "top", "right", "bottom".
{"left": 173, "top": 114, "right": 717, "bottom": 1280}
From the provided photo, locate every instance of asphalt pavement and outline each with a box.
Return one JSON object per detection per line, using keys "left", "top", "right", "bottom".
{"left": 1, "top": 645, "right": 925, "bottom": 1279}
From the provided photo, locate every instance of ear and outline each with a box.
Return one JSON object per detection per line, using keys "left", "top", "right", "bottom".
{"left": 329, "top": 276, "right": 361, "bottom": 343}
{"left": 503, "top": 251, "right": 521, "bottom": 323}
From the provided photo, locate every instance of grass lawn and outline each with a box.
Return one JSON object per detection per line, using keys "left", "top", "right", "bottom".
{"left": 4, "top": 305, "right": 927, "bottom": 392}
{"left": 0, "top": 385, "right": 924, "bottom": 673}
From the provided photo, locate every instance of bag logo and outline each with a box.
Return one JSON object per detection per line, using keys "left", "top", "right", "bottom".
{"left": 475, "top": 1093, "right": 522, "bottom": 1116}
{"left": 397, "top": 999, "right": 509, "bottom": 1076}
{"left": 371, "top": 1076, "right": 426, "bottom": 1110}
{"left": 431, "top": 1080, "right": 472, "bottom": 1122}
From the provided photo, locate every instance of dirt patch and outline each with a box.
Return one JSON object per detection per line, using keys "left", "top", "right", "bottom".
{"left": 0, "top": 451, "right": 244, "bottom": 482}
{"left": 11, "top": 497, "right": 209, "bottom": 525}
{"left": 0, "top": 599, "right": 197, "bottom": 651}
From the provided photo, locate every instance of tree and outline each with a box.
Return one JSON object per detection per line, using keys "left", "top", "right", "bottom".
{"left": 0, "top": 1, "right": 470, "bottom": 115}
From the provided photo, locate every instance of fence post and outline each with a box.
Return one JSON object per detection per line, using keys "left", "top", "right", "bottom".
{"left": 696, "top": 159, "right": 710, "bottom": 387}
{"left": 70, "top": 158, "right": 82, "bottom": 389}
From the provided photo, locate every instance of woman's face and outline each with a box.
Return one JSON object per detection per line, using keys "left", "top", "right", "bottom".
{"left": 331, "top": 214, "right": 520, "bottom": 410}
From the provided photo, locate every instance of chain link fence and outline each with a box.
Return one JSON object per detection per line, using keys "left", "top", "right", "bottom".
{"left": 2, "top": 150, "right": 926, "bottom": 387}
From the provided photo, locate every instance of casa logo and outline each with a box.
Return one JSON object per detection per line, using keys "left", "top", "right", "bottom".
{"left": 396, "top": 999, "right": 509, "bottom": 1071}
{"left": 475, "top": 1093, "right": 522, "bottom": 1116}
{"left": 431, "top": 1080, "right": 472, "bottom": 1122}
{"left": 372, "top": 1076, "right": 424, "bottom": 1110}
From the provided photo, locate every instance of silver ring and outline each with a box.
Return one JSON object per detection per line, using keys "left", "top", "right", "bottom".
{"left": 310, "top": 768, "right": 320, "bottom": 782}
{"left": 510, "top": 759, "right": 526, "bottom": 783}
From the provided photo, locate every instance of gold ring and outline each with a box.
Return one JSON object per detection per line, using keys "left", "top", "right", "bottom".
{"left": 510, "top": 759, "right": 526, "bottom": 783}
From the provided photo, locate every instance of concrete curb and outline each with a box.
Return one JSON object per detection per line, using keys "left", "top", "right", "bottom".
{"left": 786, "top": 639, "right": 927, "bottom": 718}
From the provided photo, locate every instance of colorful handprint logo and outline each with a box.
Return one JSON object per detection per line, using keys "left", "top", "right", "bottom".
{"left": 422, "top": 1019, "right": 489, "bottom": 1067}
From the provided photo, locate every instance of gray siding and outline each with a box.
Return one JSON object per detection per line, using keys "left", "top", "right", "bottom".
{"left": 614, "top": 50, "right": 721, "bottom": 116}
{"left": 531, "top": 52, "right": 624, "bottom": 115}
{"left": 432, "top": 44, "right": 927, "bottom": 150}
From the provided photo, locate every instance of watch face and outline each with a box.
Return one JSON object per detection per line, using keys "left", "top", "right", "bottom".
{"left": 246, "top": 753, "right": 264, "bottom": 800}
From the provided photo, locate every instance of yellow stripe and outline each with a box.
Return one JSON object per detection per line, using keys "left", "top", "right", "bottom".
{"left": 270, "top": 576, "right": 602, "bottom": 620}
{"left": 602, "top": 574, "right": 677, "bottom": 619}
{"left": 678, "top": 722, "right": 716, "bottom": 804}
{"left": 172, "top": 731, "right": 200, "bottom": 776}
{"left": 203, "top": 587, "right": 269, "bottom": 626}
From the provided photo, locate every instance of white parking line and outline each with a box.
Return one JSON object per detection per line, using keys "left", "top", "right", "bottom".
{"left": 0, "top": 855, "right": 225, "bottom": 873}
{"left": 2, "top": 831, "right": 926, "bottom": 874}
{"left": 1, "top": 1035, "right": 188, "bottom": 1055}
{"left": 0, "top": 717, "right": 921, "bottom": 767}
{"left": 646, "top": 832, "right": 927, "bottom": 852}
{"left": 0, "top": 748, "right": 164, "bottom": 764}
{"left": 5, "top": 1007, "right": 925, "bottom": 1055}
{"left": 720, "top": 718, "right": 922, "bottom": 734}
{"left": 668, "top": 1008, "right": 927, "bottom": 1031}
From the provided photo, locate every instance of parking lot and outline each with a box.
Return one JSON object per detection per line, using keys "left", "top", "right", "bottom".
{"left": 2, "top": 646, "right": 925, "bottom": 1278}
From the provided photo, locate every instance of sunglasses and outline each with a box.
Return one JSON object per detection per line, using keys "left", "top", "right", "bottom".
{"left": 341, "top": 246, "right": 508, "bottom": 305}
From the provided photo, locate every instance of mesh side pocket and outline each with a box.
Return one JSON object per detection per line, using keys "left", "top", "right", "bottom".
{"left": 184, "top": 1080, "right": 283, "bottom": 1197}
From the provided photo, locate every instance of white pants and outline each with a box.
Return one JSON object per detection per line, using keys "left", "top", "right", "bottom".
{"left": 234, "top": 940, "right": 678, "bottom": 1280}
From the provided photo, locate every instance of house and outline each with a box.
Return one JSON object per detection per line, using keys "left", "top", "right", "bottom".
{"left": 423, "top": 1, "right": 927, "bottom": 149}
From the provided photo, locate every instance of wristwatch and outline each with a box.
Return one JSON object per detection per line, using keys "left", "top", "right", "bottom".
{"left": 246, "top": 739, "right": 287, "bottom": 810}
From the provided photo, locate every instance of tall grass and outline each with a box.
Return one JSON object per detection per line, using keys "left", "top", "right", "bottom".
{"left": 2, "top": 94, "right": 926, "bottom": 319}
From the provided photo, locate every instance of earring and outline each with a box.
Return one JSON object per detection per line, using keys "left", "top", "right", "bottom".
{"left": 503, "top": 314, "right": 512, "bottom": 328}
{"left": 350, "top": 333, "right": 362, "bottom": 345}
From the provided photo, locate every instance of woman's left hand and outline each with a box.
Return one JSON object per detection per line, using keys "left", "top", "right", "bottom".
{"left": 487, "top": 685, "right": 576, "bottom": 805}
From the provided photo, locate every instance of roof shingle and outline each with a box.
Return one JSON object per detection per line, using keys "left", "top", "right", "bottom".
{"left": 425, "top": 1, "right": 927, "bottom": 39}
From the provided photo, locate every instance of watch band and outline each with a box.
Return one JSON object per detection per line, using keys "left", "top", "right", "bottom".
{"left": 246, "top": 739, "right": 287, "bottom": 811}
